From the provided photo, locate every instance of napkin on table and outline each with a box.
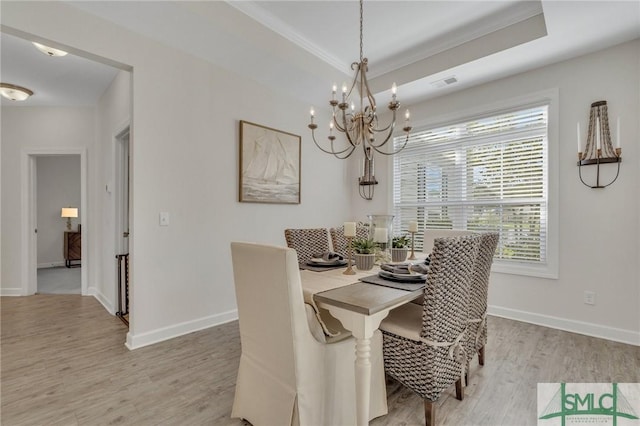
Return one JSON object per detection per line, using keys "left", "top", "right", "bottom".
{"left": 311, "top": 251, "right": 344, "bottom": 262}
{"left": 380, "top": 257, "right": 430, "bottom": 274}
{"left": 380, "top": 263, "right": 413, "bottom": 274}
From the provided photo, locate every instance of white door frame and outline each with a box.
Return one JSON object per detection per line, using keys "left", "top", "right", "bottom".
{"left": 114, "top": 123, "right": 131, "bottom": 320}
{"left": 22, "top": 147, "right": 88, "bottom": 295}
{"left": 114, "top": 123, "right": 130, "bottom": 257}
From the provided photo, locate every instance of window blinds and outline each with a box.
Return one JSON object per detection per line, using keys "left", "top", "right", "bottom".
{"left": 393, "top": 104, "right": 548, "bottom": 264}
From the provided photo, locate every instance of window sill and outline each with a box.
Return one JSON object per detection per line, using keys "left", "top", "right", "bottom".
{"left": 492, "top": 260, "right": 558, "bottom": 280}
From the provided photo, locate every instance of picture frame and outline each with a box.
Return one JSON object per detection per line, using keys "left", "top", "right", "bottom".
{"left": 239, "top": 120, "right": 301, "bottom": 204}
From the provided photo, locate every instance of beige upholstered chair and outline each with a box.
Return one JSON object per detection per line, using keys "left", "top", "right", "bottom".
{"left": 379, "top": 234, "right": 481, "bottom": 426}
{"left": 230, "top": 242, "right": 387, "bottom": 426}
{"left": 284, "top": 228, "right": 331, "bottom": 264}
{"left": 465, "top": 232, "right": 499, "bottom": 369}
{"left": 329, "top": 223, "right": 369, "bottom": 256}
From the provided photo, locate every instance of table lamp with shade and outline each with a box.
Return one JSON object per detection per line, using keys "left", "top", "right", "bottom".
{"left": 61, "top": 207, "right": 78, "bottom": 231}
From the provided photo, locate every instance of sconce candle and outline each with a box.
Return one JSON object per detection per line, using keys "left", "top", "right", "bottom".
{"left": 408, "top": 221, "right": 418, "bottom": 233}
{"left": 595, "top": 117, "right": 601, "bottom": 151}
{"left": 576, "top": 122, "right": 581, "bottom": 154}
{"left": 616, "top": 117, "right": 620, "bottom": 149}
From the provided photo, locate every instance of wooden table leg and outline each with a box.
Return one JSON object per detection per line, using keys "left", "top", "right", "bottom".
{"left": 325, "top": 306, "right": 389, "bottom": 426}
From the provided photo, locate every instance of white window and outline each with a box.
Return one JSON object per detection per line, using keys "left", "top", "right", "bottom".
{"left": 393, "top": 100, "right": 555, "bottom": 276}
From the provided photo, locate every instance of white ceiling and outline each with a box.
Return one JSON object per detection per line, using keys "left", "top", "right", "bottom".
{"left": 1, "top": 1, "right": 639, "bottom": 108}
{"left": 0, "top": 32, "right": 120, "bottom": 107}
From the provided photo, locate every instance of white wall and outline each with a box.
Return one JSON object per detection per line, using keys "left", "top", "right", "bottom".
{"left": 1, "top": 107, "right": 94, "bottom": 293}
{"left": 94, "top": 69, "right": 131, "bottom": 313}
{"left": 354, "top": 40, "right": 640, "bottom": 345}
{"left": 1, "top": 2, "right": 351, "bottom": 349}
{"left": 36, "top": 156, "right": 81, "bottom": 267}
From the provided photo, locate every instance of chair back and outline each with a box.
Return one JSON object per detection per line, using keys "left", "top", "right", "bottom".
{"left": 230, "top": 241, "right": 389, "bottom": 425}
{"left": 231, "top": 242, "right": 305, "bottom": 387}
{"left": 231, "top": 241, "right": 323, "bottom": 426}
{"left": 284, "top": 228, "right": 330, "bottom": 263}
{"left": 467, "top": 232, "right": 499, "bottom": 356}
{"left": 422, "top": 229, "right": 474, "bottom": 254}
{"left": 421, "top": 235, "right": 481, "bottom": 367}
{"left": 330, "top": 224, "right": 369, "bottom": 255}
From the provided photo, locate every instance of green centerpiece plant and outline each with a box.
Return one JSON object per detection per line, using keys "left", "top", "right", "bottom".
{"left": 391, "top": 235, "right": 410, "bottom": 262}
{"left": 351, "top": 238, "right": 377, "bottom": 270}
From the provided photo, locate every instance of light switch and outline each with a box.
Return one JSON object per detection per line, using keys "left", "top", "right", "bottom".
{"left": 159, "top": 212, "right": 170, "bottom": 226}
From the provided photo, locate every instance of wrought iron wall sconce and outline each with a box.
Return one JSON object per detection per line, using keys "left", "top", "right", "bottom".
{"left": 577, "top": 100, "right": 622, "bottom": 189}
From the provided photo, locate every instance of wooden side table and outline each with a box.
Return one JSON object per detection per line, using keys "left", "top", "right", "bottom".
{"left": 64, "top": 231, "right": 81, "bottom": 268}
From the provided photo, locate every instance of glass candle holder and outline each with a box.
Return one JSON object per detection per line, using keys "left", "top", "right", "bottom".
{"left": 367, "top": 214, "right": 394, "bottom": 263}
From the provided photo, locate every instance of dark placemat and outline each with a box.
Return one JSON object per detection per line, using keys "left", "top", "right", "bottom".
{"left": 359, "top": 274, "right": 426, "bottom": 291}
{"left": 299, "top": 262, "right": 349, "bottom": 272}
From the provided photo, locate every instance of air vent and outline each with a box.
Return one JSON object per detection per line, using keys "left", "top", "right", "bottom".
{"left": 430, "top": 76, "right": 458, "bottom": 88}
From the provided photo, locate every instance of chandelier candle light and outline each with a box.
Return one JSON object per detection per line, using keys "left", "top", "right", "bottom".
{"left": 308, "top": 0, "right": 412, "bottom": 200}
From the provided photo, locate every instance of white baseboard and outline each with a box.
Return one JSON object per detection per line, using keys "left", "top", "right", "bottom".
{"left": 125, "top": 309, "right": 239, "bottom": 350}
{"left": 89, "top": 287, "right": 115, "bottom": 315}
{"left": 37, "top": 262, "right": 65, "bottom": 269}
{"left": 488, "top": 305, "right": 640, "bottom": 346}
{"left": 0, "top": 287, "right": 23, "bottom": 296}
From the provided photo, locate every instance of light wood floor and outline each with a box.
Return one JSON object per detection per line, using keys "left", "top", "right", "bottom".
{"left": 2, "top": 295, "right": 638, "bottom": 426}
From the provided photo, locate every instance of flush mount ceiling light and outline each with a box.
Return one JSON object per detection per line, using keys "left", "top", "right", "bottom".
{"left": 0, "top": 83, "right": 34, "bottom": 101}
{"left": 32, "top": 42, "right": 68, "bottom": 57}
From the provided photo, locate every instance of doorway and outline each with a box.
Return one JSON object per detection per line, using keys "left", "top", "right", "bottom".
{"left": 23, "top": 148, "right": 88, "bottom": 296}
{"left": 115, "top": 126, "right": 130, "bottom": 326}
{"left": 36, "top": 155, "right": 82, "bottom": 294}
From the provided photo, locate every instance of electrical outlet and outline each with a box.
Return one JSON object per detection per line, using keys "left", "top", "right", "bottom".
{"left": 584, "top": 291, "right": 596, "bottom": 305}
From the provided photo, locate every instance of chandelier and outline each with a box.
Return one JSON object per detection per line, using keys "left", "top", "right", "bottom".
{"left": 308, "top": 0, "right": 412, "bottom": 200}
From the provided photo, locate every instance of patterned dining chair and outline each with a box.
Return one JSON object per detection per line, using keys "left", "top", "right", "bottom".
{"left": 412, "top": 229, "right": 474, "bottom": 306}
{"left": 422, "top": 229, "right": 474, "bottom": 254}
{"left": 329, "top": 223, "right": 369, "bottom": 256}
{"left": 465, "top": 232, "right": 499, "bottom": 371}
{"left": 379, "top": 234, "right": 481, "bottom": 426}
{"left": 284, "top": 228, "right": 330, "bottom": 264}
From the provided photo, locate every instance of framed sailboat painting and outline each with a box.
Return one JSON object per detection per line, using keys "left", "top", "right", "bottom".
{"left": 239, "top": 120, "right": 301, "bottom": 204}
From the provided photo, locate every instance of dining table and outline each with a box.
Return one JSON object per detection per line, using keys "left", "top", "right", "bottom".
{"left": 299, "top": 260, "right": 427, "bottom": 426}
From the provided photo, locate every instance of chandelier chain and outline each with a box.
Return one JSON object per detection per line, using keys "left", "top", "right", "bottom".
{"left": 359, "top": 0, "right": 364, "bottom": 63}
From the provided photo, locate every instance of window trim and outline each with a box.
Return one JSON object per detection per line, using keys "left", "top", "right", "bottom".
{"left": 389, "top": 89, "right": 559, "bottom": 279}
